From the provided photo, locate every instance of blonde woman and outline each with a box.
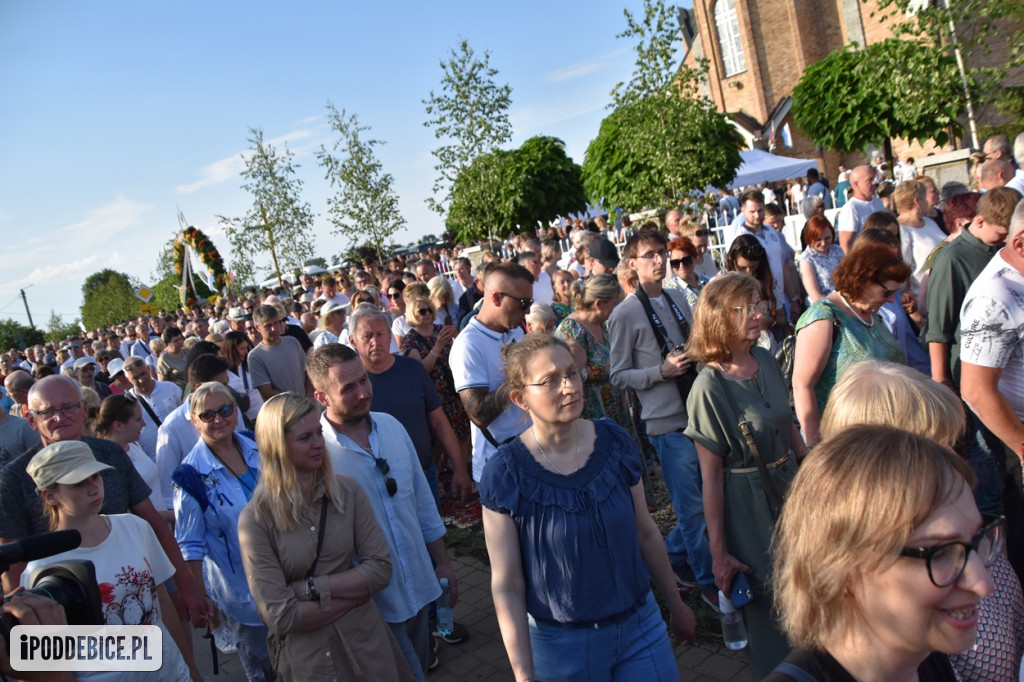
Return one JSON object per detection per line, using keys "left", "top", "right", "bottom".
{"left": 427, "top": 275, "right": 459, "bottom": 327}
{"left": 239, "top": 393, "right": 413, "bottom": 681}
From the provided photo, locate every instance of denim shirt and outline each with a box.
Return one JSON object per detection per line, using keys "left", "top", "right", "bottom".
{"left": 173, "top": 432, "right": 261, "bottom": 625}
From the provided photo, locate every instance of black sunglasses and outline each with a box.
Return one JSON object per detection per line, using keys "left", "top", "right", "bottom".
{"left": 498, "top": 292, "right": 533, "bottom": 312}
{"left": 198, "top": 404, "right": 235, "bottom": 423}
{"left": 670, "top": 256, "right": 694, "bottom": 269}
{"left": 417, "top": 308, "right": 433, "bottom": 316}
{"left": 374, "top": 458, "right": 398, "bottom": 497}
{"left": 692, "top": 229, "right": 710, "bottom": 237}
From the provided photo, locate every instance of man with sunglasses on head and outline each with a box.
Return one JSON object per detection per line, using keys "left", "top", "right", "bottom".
{"left": 450, "top": 262, "right": 535, "bottom": 483}
{"left": 308, "top": 343, "right": 457, "bottom": 682}
{"left": 124, "top": 355, "right": 182, "bottom": 459}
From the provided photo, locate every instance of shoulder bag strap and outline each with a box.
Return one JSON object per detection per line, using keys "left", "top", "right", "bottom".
{"left": 713, "top": 369, "right": 783, "bottom": 519}
{"left": 131, "top": 390, "right": 163, "bottom": 427}
{"left": 306, "top": 496, "right": 329, "bottom": 580}
{"left": 772, "top": 662, "right": 819, "bottom": 682}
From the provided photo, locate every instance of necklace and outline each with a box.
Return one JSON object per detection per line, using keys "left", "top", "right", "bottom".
{"left": 532, "top": 422, "right": 581, "bottom": 475}
{"left": 836, "top": 293, "right": 874, "bottom": 327}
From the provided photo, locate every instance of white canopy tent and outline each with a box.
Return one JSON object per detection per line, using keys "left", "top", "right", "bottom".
{"left": 725, "top": 149, "right": 818, "bottom": 189}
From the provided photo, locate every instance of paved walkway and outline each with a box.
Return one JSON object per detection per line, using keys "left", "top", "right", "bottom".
{"left": 190, "top": 554, "right": 751, "bottom": 681}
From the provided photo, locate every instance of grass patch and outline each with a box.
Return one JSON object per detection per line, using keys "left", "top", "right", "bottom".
{"left": 445, "top": 522, "right": 489, "bottom": 563}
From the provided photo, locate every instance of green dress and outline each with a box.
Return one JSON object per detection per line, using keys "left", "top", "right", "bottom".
{"left": 554, "top": 316, "right": 632, "bottom": 431}
{"left": 794, "top": 297, "right": 906, "bottom": 412}
{"left": 684, "top": 347, "right": 796, "bottom": 680}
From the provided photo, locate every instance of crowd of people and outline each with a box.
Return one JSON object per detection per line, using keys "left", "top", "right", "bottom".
{"left": 1, "top": 132, "right": 1024, "bottom": 681}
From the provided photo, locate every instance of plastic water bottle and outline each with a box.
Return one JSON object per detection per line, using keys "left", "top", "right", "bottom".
{"left": 719, "top": 590, "right": 747, "bottom": 650}
{"left": 437, "top": 578, "right": 454, "bottom": 636}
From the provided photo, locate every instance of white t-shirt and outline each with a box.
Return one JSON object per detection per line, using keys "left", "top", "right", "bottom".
{"left": 392, "top": 314, "right": 411, "bottom": 342}
{"left": 837, "top": 196, "right": 886, "bottom": 238}
{"left": 126, "top": 441, "right": 164, "bottom": 511}
{"left": 533, "top": 270, "right": 555, "bottom": 305}
{"left": 24, "top": 515, "right": 190, "bottom": 682}
{"left": 130, "top": 382, "right": 183, "bottom": 460}
{"left": 449, "top": 318, "right": 529, "bottom": 481}
{"left": 899, "top": 217, "right": 947, "bottom": 297}
{"left": 959, "top": 251, "right": 1024, "bottom": 419}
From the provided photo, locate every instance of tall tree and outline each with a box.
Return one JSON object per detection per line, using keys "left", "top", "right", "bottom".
{"left": 219, "top": 128, "right": 315, "bottom": 287}
{"left": 80, "top": 269, "right": 141, "bottom": 330}
{"left": 0, "top": 319, "right": 45, "bottom": 350}
{"left": 583, "top": 0, "right": 744, "bottom": 211}
{"left": 447, "top": 136, "right": 586, "bottom": 243}
{"left": 46, "top": 311, "right": 80, "bottom": 343}
{"left": 791, "top": 40, "right": 963, "bottom": 169}
{"left": 423, "top": 40, "right": 513, "bottom": 217}
{"left": 317, "top": 103, "right": 405, "bottom": 265}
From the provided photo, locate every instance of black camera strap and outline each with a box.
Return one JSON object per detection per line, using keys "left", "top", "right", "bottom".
{"left": 634, "top": 286, "right": 691, "bottom": 357}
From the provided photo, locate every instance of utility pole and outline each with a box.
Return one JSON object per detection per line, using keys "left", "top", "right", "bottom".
{"left": 19, "top": 286, "right": 35, "bottom": 329}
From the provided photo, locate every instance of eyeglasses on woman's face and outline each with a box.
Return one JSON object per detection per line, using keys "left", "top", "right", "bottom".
{"left": 900, "top": 516, "right": 1005, "bottom": 588}
{"left": 731, "top": 301, "right": 770, "bottom": 319}
{"left": 523, "top": 367, "right": 588, "bottom": 391}
{"left": 198, "top": 403, "right": 235, "bottom": 423}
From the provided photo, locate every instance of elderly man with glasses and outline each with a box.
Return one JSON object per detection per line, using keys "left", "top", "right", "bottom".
{"left": 124, "top": 355, "right": 182, "bottom": 459}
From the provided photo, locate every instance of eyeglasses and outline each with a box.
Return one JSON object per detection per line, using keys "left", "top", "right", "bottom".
{"left": 497, "top": 292, "right": 533, "bottom": 312}
{"left": 734, "top": 243, "right": 766, "bottom": 259}
{"left": 670, "top": 256, "right": 694, "bottom": 269}
{"left": 731, "top": 301, "right": 771, "bottom": 318}
{"left": 635, "top": 249, "right": 669, "bottom": 261}
{"left": 417, "top": 308, "right": 433, "bottom": 316}
{"left": 197, "top": 404, "right": 235, "bottom": 423}
{"left": 523, "top": 367, "right": 587, "bottom": 391}
{"left": 29, "top": 402, "right": 81, "bottom": 420}
{"left": 877, "top": 281, "right": 899, "bottom": 297}
{"left": 374, "top": 458, "right": 398, "bottom": 497}
{"left": 900, "top": 516, "right": 1005, "bottom": 588}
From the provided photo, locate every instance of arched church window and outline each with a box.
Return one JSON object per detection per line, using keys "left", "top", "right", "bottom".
{"left": 714, "top": 0, "right": 746, "bottom": 77}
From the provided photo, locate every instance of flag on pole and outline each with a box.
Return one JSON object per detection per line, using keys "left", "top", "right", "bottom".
{"left": 781, "top": 123, "right": 793, "bottom": 148}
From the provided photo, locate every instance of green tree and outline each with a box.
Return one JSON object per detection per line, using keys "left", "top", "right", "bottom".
{"left": 0, "top": 319, "right": 46, "bottom": 349}
{"left": 45, "top": 311, "right": 80, "bottom": 343}
{"left": 317, "top": 103, "right": 405, "bottom": 264}
{"left": 423, "top": 40, "right": 513, "bottom": 218}
{"left": 80, "top": 269, "right": 141, "bottom": 330}
{"left": 447, "top": 136, "right": 586, "bottom": 242}
{"left": 582, "top": 0, "right": 744, "bottom": 211}
{"left": 219, "top": 128, "right": 316, "bottom": 287}
{"left": 791, "top": 40, "right": 963, "bottom": 169}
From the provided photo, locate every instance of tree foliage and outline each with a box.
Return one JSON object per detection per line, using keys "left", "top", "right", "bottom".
{"left": 317, "top": 103, "right": 405, "bottom": 265}
{"left": 80, "top": 269, "right": 141, "bottom": 330}
{"left": 791, "top": 40, "right": 963, "bottom": 166}
{"left": 45, "top": 311, "right": 80, "bottom": 343}
{"left": 446, "top": 136, "right": 587, "bottom": 243}
{"left": 423, "top": 40, "right": 513, "bottom": 217}
{"left": 0, "top": 319, "right": 45, "bottom": 350}
{"left": 219, "top": 128, "right": 315, "bottom": 287}
{"left": 582, "top": 0, "right": 744, "bottom": 212}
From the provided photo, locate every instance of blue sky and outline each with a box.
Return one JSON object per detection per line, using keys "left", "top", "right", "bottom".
{"left": 0, "top": 0, "right": 694, "bottom": 329}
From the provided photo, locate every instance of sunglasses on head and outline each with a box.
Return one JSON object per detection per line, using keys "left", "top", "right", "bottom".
{"left": 375, "top": 458, "right": 398, "bottom": 496}
{"left": 198, "top": 404, "right": 235, "bottom": 423}
{"left": 692, "top": 229, "right": 710, "bottom": 237}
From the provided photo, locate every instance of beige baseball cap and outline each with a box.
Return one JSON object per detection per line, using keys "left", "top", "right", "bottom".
{"left": 27, "top": 441, "right": 113, "bottom": 491}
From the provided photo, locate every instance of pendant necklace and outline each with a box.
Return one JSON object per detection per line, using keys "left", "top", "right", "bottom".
{"left": 836, "top": 293, "right": 873, "bottom": 327}
{"left": 533, "top": 422, "right": 581, "bottom": 475}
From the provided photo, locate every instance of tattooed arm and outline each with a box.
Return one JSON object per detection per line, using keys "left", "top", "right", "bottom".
{"left": 458, "top": 385, "right": 511, "bottom": 430}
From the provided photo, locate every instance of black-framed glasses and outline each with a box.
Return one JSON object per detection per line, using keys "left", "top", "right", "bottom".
{"left": 670, "top": 256, "right": 694, "bottom": 269}
{"left": 29, "top": 402, "right": 81, "bottom": 420}
{"left": 877, "top": 281, "right": 899, "bottom": 297}
{"left": 635, "top": 249, "right": 669, "bottom": 261}
{"left": 524, "top": 367, "right": 587, "bottom": 391}
{"left": 497, "top": 292, "right": 533, "bottom": 312}
{"left": 198, "top": 404, "right": 235, "bottom": 423}
{"left": 374, "top": 458, "right": 398, "bottom": 497}
{"left": 900, "top": 516, "right": 1005, "bottom": 588}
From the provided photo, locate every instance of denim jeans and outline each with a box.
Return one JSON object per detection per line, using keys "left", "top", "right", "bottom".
{"left": 388, "top": 605, "right": 430, "bottom": 682}
{"left": 965, "top": 409, "right": 1004, "bottom": 517}
{"left": 649, "top": 431, "right": 714, "bottom": 589}
{"left": 220, "top": 611, "right": 271, "bottom": 682}
{"left": 528, "top": 591, "right": 679, "bottom": 681}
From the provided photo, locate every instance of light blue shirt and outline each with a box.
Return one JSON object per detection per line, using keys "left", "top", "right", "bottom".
{"left": 322, "top": 411, "right": 444, "bottom": 623}
{"left": 173, "top": 432, "right": 261, "bottom": 625}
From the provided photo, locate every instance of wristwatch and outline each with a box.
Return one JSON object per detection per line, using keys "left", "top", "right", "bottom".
{"left": 305, "top": 576, "right": 319, "bottom": 601}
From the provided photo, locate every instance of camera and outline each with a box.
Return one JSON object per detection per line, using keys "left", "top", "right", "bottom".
{"left": 672, "top": 345, "right": 686, "bottom": 357}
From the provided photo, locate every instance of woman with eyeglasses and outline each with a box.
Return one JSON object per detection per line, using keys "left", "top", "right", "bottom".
{"left": 798, "top": 215, "right": 845, "bottom": 304}
{"left": 725, "top": 235, "right": 787, "bottom": 339}
{"left": 766, "top": 426, "right": 999, "bottom": 682}
{"left": 665, "top": 236, "right": 709, "bottom": 309}
{"left": 479, "top": 332, "right": 696, "bottom": 682}
{"left": 792, "top": 243, "right": 911, "bottom": 447}
{"left": 173, "top": 382, "right": 271, "bottom": 680}
{"left": 401, "top": 294, "right": 471, "bottom": 471}
{"left": 818, "top": 360, "right": 1024, "bottom": 681}
{"left": 682, "top": 273, "right": 806, "bottom": 679}
{"left": 238, "top": 393, "right": 414, "bottom": 681}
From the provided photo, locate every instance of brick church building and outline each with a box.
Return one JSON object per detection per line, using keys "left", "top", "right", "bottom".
{"left": 680, "top": 0, "right": 1020, "bottom": 182}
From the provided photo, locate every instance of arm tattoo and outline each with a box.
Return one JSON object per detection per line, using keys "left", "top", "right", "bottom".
{"left": 459, "top": 385, "right": 510, "bottom": 429}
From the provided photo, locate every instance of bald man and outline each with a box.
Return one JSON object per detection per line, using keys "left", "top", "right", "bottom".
{"left": 979, "top": 159, "right": 1014, "bottom": 191}
{"left": 836, "top": 164, "right": 886, "bottom": 253}
{"left": 449, "top": 262, "right": 534, "bottom": 481}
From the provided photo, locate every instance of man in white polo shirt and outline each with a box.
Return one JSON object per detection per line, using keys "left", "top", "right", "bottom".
{"left": 449, "top": 262, "right": 534, "bottom": 481}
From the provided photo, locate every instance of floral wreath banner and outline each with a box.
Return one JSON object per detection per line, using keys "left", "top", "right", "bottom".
{"left": 173, "top": 225, "right": 228, "bottom": 306}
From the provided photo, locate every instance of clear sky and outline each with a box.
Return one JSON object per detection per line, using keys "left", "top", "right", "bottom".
{"left": 0, "top": 0, "right": 692, "bottom": 330}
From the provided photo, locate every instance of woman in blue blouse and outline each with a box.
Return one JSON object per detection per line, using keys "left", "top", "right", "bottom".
{"left": 174, "top": 382, "right": 270, "bottom": 681}
{"left": 480, "top": 333, "right": 696, "bottom": 682}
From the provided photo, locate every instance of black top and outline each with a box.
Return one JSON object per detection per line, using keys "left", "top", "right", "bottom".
{"left": 764, "top": 647, "right": 958, "bottom": 682}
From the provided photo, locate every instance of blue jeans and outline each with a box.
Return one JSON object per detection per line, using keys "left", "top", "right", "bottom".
{"left": 965, "top": 410, "right": 1004, "bottom": 517}
{"left": 388, "top": 605, "right": 430, "bottom": 682}
{"left": 649, "top": 431, "right": 714, "bottom": 589}
{"left": 220, "top": 611, "right": 271, "bottom": 682}
{"left": 528, "top": 591, "right": 679, "bottom": 681}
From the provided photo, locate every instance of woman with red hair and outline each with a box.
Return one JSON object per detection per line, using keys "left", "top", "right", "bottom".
{"left": 798, "top": 216, "right": 844, "bottom": 303}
